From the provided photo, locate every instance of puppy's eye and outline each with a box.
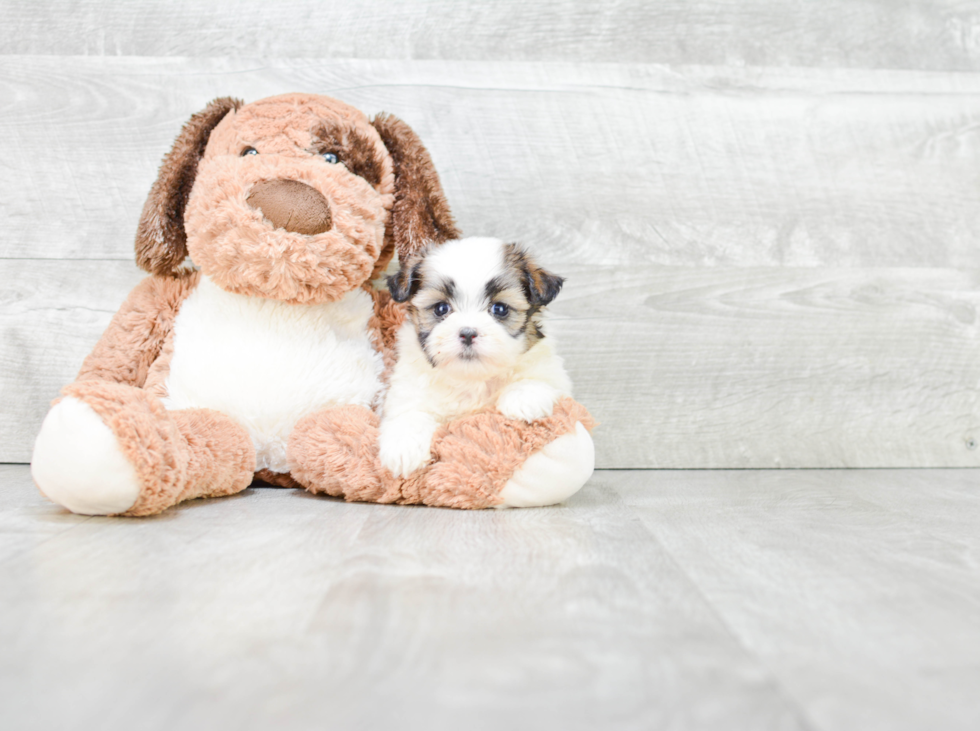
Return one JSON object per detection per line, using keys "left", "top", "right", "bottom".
{"left": 432, "top": 302, "right": 451, "bottom": 318}
{"left": 321, "top": 152, "right": 339, "bottom": 164}
{"left": 491, "top": 302, "right": 510, "bottom": 318}
{"left": 241, "top": 147, "right": 258, "bottom": 156}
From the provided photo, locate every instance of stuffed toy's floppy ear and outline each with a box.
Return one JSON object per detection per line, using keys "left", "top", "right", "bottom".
{"left": 135, "top": 97, "right": 242, "bottom": 275}
{"left": 371, "top": 113, "right": 461, "bottom": 261}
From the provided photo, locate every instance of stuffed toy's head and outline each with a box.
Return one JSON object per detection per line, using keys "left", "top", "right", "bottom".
{"left": 134, "top": 93, "right": 460, "bottom": 304}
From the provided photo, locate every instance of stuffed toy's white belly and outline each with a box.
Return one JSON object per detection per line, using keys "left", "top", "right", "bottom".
{"left": 163, "top": 276, "right": 384, "bottom": 472}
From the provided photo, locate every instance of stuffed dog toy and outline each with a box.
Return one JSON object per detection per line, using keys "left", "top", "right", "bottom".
{"left": 30, "top": 93, "right": 595, "bottom": 516}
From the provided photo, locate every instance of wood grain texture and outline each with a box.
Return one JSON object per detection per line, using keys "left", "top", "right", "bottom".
{"left": 3, "top": 259, "right": 978, "bottom": 468}
{"left": 4, "top": 464, "right": 980, "bottom": 729}
{"left": 0, "top": 260, "right": 145, "bottom": 461}
{"left": 2, "top": 57, "right": 980, "bottom": 267}
{"left": 2, "top": 0, "right": 980, "bottom": 71}
{"left": 0, "top": 465, "right": 806, "bottom": 731}
{"left": 612, "top": 468, "right": 980, "bottom": 731}
{"left": 555, "top": 264, "right": 980, "bottom": 468}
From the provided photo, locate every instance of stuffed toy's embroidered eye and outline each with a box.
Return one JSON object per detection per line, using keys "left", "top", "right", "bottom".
{"left": 241, "top": 147, "right": 258, "bottom": 156}
{"left": 491, "top": 302, "right": 510, "bottom": 318}
{"left": 433, "top": 302, "right": 451, "bottom": 318}
{"left": 321, "top": 152, "right": 339, "bottom": 164}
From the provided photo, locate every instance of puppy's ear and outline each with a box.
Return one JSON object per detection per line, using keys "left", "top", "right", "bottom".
{"left": 524, "top": 265, "right": 564, "bottom": 307}
{"left": 387, "top": 261, "right": 423, "bottom": 303}
{"left": 371, "top": 113, "right": 460, "bottom": 260}
{"left": 135, "top": 97, "right": 242, "bottom": 275}
{"left": 506, "top": 245, "right": 565, "bottom": 306}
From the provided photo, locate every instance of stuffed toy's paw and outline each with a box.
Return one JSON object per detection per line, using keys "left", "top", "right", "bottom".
{"left": 495, "top": 421, "right": 595, "bottom": 508}
{"left": 32, "top": 381, "right": 254, "bottom": 516}
{"left": 32, "top": 395, "right": 142, "bottom": 515}
{"left": 496, "top": 381, "right": 561, "bottom": 422}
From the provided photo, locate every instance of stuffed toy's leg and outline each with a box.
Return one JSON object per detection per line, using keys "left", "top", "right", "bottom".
{"left": 288, "top": 398, "right": 595, "bottom": 509}
{"left": 31, "top": 381, "right": 255, "bottom": 516}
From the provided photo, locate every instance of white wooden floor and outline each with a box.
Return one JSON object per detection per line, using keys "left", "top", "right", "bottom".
{"left": 2, "top": 464, "right": 979, "bottom": 731}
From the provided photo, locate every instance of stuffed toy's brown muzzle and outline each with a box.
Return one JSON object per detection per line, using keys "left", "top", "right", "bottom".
{"left": 135, "top": 93, "right": 460, "bottom": 304}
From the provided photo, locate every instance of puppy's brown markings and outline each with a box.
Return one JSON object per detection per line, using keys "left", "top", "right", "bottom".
{"left": 371, "top": 113, "right": 460, "bottom": 259}
{"left": 386, "top": 258, "right": 425, "bottom": 303}
{"left": 433, "top": 276, "right": 456, "bottom": 302}
{"left": 503, "top": 243, "right": 565, "bottom": 347}
{"left": 504, "top": 244, "right": 564, "bottom": 307}
{"left": 483, "top": 275, "right": 509, "bottom": 302}
{"left": 136, "top": 97, "right": 242, "bottom": 276}
{"left": 386, "top": 255, "right": 444, "bottom": 364}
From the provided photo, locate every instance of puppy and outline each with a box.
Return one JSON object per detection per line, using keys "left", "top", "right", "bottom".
{"left": 379, "top": 236, "right": 573, "bottom": 478}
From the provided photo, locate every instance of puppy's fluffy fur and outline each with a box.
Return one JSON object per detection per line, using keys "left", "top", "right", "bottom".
{"left": 378, "top": 236, "right": 573, "bottom": 478}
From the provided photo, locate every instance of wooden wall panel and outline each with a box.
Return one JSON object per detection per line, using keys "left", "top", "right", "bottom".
{"left": 2, "top": 1, "right": 979, "bottom": 71}
{"left": 3, "top": 58, "right": 980, "bottom": 268}
{"left": 2, "top": 5, "right": 979, "bottom": 469}
{"left": 4, "top": 260, "right": 978, "bottom": 468}
{"left": 0, "top": 261, "right": 145, "bottom": 461}
{"left": 558, "top": 265, "right": 980, "bottom": 469}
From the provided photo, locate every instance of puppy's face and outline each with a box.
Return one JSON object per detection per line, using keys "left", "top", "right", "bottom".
{"left": 388, "top": 237, "right": 564, "bottom": 379}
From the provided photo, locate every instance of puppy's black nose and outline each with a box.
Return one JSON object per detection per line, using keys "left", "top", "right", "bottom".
{"left": 459, "top": 328, "right": 478, "bottom": 346}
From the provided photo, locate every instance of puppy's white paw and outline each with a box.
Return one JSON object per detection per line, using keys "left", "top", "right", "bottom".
{"left": 496, "top": 382, "right": 559, "bottom": 422}
{"left": 378, "top": 417, "right": 438, "bottom": 478}
{"left": 379, "top": 437, "right": 431, "bottom": 478}
{"left": 31, "top": 397, "right": 142, "bottom": 515}
{"left": 496, "top": 422, "right": 594, "bottom": 508}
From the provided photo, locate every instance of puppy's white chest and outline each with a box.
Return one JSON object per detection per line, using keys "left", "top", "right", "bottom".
{"left": 439, "top": 379, "right": 499, "bottom": 420}
{"left": 163, "top": 276, "right": 383, "bottom": 472}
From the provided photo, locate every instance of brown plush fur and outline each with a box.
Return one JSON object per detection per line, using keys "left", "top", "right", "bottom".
{"left": 185, "top": 150, "right": 389, "bottom": 304}
{"left": 143, "top": 330, "right": 176, "bottom": 399}
{"left": 62, "top": 381, "right": 254, "bottom": 516}
{"left": 185, "top": 96, "right": 395, "bottom": 304}
{"left": 364, "top": 286, "right": 408, "bottom": 382}
{"left": 371, "top": 113, "right": 461, "bottom": 258}
{"left": 37, "top": 92, "right": 594, "bottom": 517}
{"left": 77, "top": 270, "right": 200, "bottom": 388}
{"left": 288, "top": 398, "right": 595, "bottom": 509}
{"left": 136, "top": 98, "right": 241, "bottom": 276}
{"left": 314, "top": 119, "right": 386, "bottom": 188}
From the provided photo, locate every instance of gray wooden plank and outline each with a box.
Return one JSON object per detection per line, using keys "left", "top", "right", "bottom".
{"left": 2, "top": 57, "right": 980, "bottom": 267}
{"left": 1, "top": 0, "right": 978, "bottom": 72}
{"left": 609, "top": 468, "right": 980, "bottom": 731}
{"left": 555, "top": 264, "right": 980, "bottom": 469}
{"left": 0, "top": 464, "right": 91, "bottom": 562}
{"left": 3, "top": 259, "right": 978, "bottom": 468}
{"left": 0, "top": 465, "right": 806, "bottom": 731}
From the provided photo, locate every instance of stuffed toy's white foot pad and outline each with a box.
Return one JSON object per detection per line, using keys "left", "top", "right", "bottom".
{"left": 496, "top": 422, "right": 594, "bottom": 508}
{"left": 31, "top": 397, "right": 141, "bottom": 515}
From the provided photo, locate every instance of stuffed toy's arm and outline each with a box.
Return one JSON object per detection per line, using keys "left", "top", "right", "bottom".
{"left": 76, "top": 271, "right": 199, "bottom": 386}
{"left": 289, "top": 398, "right": 596, "bottom": 509}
